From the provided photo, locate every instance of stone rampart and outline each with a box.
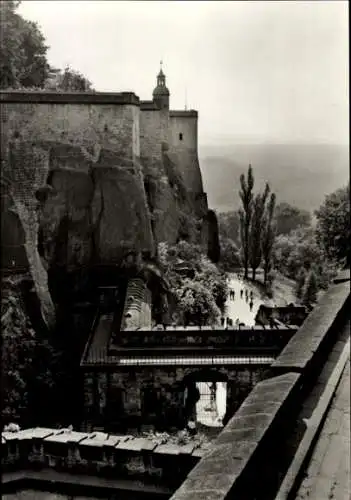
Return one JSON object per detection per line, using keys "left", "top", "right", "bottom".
{"left": 1, "top": 427, "right": 205, "bottom": 492}
{"left": 170, "top": 271, "right": 350, "bottom": 500}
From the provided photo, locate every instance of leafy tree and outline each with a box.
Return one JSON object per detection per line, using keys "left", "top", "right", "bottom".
{"left": 261, "top": 192, "right": 276, "bottom": 286}
{"left": 0, "top": 1, "right": 50, "bottom": 89}
{"left": 239, "top": 165, "right": 254, "bottom": 279}
{"left": 274, "top": 202, "right": 311, "bottom": 236}
{"left": 207, "top": 210, "right": 220, "bottom": 263}
{"left": 219, "top": 236, "right": 241, "bottom": 272}
{"left": 158, "top": 241, "right": 227, "bottom": 325}
{"left": 302, "top": 269, "right": 318, "bottom": 308}
{"left": 178, "top": 280, "right": 220, "bottom": 326}
{"left": 249, "top": 183, "right": 270, "bottom": 281}
{"left": 315, "top": 185, "right": 350, "bottom": 265}
{"left": 218, "top": 210, "right": 240, "bottom": 245}
{"left": 1, "top": 281, "right": 56, "bottom": 425}
{"left": 295, "top": 267, "right": 306, "bottom": 300}
{"left": 46, "top": 65, "right": 93, "bottom": 91}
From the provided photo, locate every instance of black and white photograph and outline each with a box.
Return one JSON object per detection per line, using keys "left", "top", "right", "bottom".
{"left": 1, "top": 1, "right": 349, "bottom": 499}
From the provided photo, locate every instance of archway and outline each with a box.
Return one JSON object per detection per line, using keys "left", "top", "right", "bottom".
{"left": 182, "top": 370, "right": 228, "bottom": 430}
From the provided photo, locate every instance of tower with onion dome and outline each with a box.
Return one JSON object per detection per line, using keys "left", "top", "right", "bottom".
{"left": 152, "top": 61, "right": 170, "bottom": 110}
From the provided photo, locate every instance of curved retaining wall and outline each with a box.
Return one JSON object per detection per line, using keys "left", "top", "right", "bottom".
{"left": 170, "top": 271, "right": 350, "bottom": 500}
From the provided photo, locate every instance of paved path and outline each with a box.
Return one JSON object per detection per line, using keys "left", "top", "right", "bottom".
{"left": 224, "top": 274, "right": 265, "bottom": 327}
{"left": 295, "top": 360, "right": 350, "bottom": 500}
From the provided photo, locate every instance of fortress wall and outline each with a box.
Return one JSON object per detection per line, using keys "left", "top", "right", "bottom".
{"left": 140, "top": 107, "right": 169, "bottom": 162}
{"left": 139, "top": 107, "right": 181, "bottom": 245}
{"left": 168, "top": 112, "right": 204, "bottom": 198}
{"left": 0, "top": 92, "right": 154, "bottom": 277}
{"left": 1, "top": 95, "right": 140, "bottom": 161}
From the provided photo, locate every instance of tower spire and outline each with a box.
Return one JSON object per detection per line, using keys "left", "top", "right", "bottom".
{"left": 153, "top": 60, "right": 170, "bottom": 110}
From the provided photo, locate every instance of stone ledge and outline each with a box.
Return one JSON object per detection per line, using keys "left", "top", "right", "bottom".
{"left": 170, "top": 372, "right": 300, "bottom": 500}
{"left": 169, "top": 110, "right": 198, "bottom": 118}
{"left": 271, "top": 280, "right": 349, "bottom": 373}
{"left": 0, "top": 91, "right": 140, "bottom": 105}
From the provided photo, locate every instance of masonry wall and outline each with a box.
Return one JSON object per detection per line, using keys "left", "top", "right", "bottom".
{"left": 82, "top": 366, "right": 267, "bottom": 433}
{"left": 0, "top": 92, "right": 154, "bottom": 276}
{"left": 140, "top": 107, "right": 187, "bottom": 245}
{"left": 168, "top": 112, "right": 204, "bottom": 198}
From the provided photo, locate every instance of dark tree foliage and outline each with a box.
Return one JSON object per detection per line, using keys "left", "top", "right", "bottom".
{"left": 302, "top": 268, "right": 318, "bottom": 308}
{"left": 48, "top": 65, "right": 93, "bottom": 91}
{"left": 274, "top": 202, "right": 311, "bottom": 236}
{"left": 249, "top": 183, "right": 270, "bottom": 281}
{"left": 219, "top": 237, "right": 241, "bottom": 272}
{"left": 295, "top": 267, "right": 306, "bottom": 300}
{"left": 0, "top": 1, "right": 50, "bottom": 89}
{"left": 158, "top": 241, "right": 227, "bottom": 325}
{"left": 1, "top": 281, "right": 57, "bottom": 426}
{"left": 315, "top": 185, "right": 350, "bottom": 266}
{"left": 207, "top": 210, "right": 221, "bottom": 263}
{"left": 217, "top": 211, "right": 240, "bottom": 245}
{"left": 261, "top": 192, "right": 276, "bottom": 286}
{"left": 239, "top": 165, "right": 254, "bottom": 279}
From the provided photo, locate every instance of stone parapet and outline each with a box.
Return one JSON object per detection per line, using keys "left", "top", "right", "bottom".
{"left": 170, "top": 271, "right": 350, "bottom": 500}
{"left": 2, "top": 427, "right": 203, "bottom": 491}
{"left": 0, "top": 91, "right": 140, "bottom": 105}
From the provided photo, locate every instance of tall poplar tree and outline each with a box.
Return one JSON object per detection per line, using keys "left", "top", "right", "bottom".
{"left": 238, "top": 165, "right": 254, "bottom": 279}
{"left": 261, "top": 192, "right": 276, "bottom": 286}
{"left": 249, "top": 183, "right": 270, "bottom": 281}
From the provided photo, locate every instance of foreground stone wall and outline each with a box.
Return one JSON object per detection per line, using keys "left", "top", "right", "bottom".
{"left": 170, "top": 271, "right": 350, "bottom": 500}
{"left": 1, "top": 427, "right": 204, "bottom": 492}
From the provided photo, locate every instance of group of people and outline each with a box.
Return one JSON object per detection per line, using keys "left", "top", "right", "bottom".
{"left": 221, "top": 281, "right": 257, "bottom": 328}
{"left": 229, "top": 286, "right": 255, "bottom": 311}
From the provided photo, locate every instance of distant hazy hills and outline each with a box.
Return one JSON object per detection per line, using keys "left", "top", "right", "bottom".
{"left": 199, "top": 143, "right": 349, "bottom": 213}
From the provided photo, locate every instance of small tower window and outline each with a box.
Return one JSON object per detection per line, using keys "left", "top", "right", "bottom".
{"left": 179, "top": 133, "right": 183, "bottom": 141}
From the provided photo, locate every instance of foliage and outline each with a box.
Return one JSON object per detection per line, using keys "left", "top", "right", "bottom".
{"left": 249, "top": 183, "right": 270, "bottom": 280}
{"left": 46, "top": 65, "right": 93, "bottom": 91}
{"left": 273, "top": 226, "right": 340, "bottom": 300}
{"left": 1, "top": 281, "right": 56, "bottom": 425}
{"left": 274, "top": 202, "right": 312, "bottom": 236}
{"left": 158, "top": 240, "right": 228, "bottom": 325}
{"left": 0, "top": 2, "right": 93, "bottom": 92}
{"left": 315, "top": 185, "right": 350, "bottom": 265}
{"left": 178, "top": 280, "right": 220, "bottom": 326}
{"left": 218, "top": 236, "right": 241, "bottom": 271}
{"left": 217, "top": 211, "right": 240, "bottom": 245}
{"left": 207, "top": 210, "right": 220, "bottom": 263}
{"left": 0, "top": 1, "right": 50, "bottom": 89}
{"left": 301, "top": 269, "right": 318, "bottom": 308}
{"left": 261, "top": 192, "right": 276, "bottom": 285}
{"left": 239, "top": 165, "right": 254, "bottom": 279}
{"left": 295, "top": 267, "right": 306, "bottom": 300}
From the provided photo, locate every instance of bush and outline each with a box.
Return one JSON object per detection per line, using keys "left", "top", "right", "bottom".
{"left": 158, "top": 241, "right": 228, "bottom": 325}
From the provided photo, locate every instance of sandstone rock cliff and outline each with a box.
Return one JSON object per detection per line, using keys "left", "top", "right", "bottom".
{"left": 1, "top": 96, "right": 216, "bottom": 328}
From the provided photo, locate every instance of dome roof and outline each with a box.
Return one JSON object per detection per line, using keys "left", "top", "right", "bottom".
{"left": 152, "top": 63, "right": 169, "bottom": 98}
{"left": 153, "top": 85, "right": 170, "bottom": 96}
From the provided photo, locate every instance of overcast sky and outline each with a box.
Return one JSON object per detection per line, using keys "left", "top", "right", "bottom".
{"left": 19, "top": 0, "right": 348, "bottom": 146}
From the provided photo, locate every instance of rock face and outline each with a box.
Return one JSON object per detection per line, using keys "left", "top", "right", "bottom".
{"left": 0, "top": 91, "right": 217, "bottom": 326}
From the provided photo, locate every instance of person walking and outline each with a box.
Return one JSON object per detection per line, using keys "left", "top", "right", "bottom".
{"left": 240, "top": 289, "right": 243, "bottom": 299}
